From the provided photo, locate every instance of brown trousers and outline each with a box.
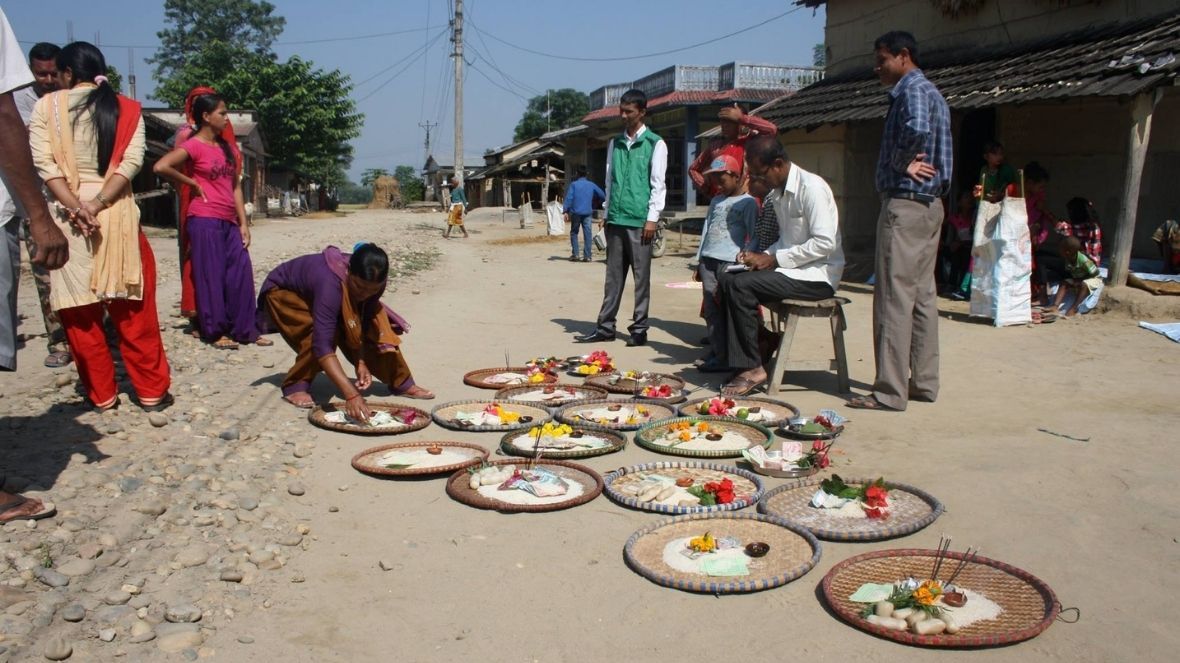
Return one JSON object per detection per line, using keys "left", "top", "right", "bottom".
{"left": 264, "top": 289, "right": 413, "bottom": 396}
{"left": 872, "top": 197, "right": 943, "bottom": 411}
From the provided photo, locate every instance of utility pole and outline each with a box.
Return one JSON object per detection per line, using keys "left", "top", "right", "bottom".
{"left": 418, "top": 121, "right": 438, "bottom": 159}
{"left": 451, "top": 0, "right": 464, "bottom": 187}
{"left": 128, "top": 48, "right": 137, "bottom": 100}
{"left": 66, "top": 21, "right": 73, "bottom": 43}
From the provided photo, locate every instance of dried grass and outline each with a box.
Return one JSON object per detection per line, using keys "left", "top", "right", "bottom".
{"left": 487, "top": 235, "right": 568, "bottom": 246}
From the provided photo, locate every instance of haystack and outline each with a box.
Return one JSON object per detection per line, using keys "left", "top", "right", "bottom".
{"left": 369, "top": 176, "right": 402, "bottom": 209}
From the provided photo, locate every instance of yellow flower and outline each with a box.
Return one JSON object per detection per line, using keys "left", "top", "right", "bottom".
{"left": 696, "top": 422, "right": 709, "bottom": 433}
{"left": 528, "top": 372, "right": 546, "bottom": 383}
{"left": 913, "top": 580, "right": 943, "bottom": 606}
{"left": 689, "top": 532, "right": 716, "bottom": 553}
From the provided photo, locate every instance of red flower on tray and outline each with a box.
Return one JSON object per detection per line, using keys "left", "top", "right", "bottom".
{"left": 863, "top": 484, "right": 889, "bottom": 509}
{"left": 641, "top": 384, "right": 674, "bottom": 399}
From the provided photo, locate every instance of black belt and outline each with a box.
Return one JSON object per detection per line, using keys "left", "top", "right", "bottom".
{"left": 889, "top": 190, "right": 935, "bottom": 205}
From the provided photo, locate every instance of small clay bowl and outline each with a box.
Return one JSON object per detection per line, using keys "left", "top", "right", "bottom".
{"left": 425, "top": 444, "right": 443, "bottom": 455}
{"left": 744, "top": 542, "right": 770, "bottom": 558}
{"left": 569, "top": 431, "right": 584, "bottom": 438}
{"left": 748, "top": 406, "right": 761, "bottom": 413}
{"left": 705, "top": 433, "right": 723, "bottom": 441}
{"left": 942, "top": 591, "right": 967, "bottom": 608}
{"left": 519, "top": 416, "right": 534, "bottom": 424}
{"left": 543, "top": 386, "right": 556, "bottom": 394}
{"left": 675, "top": 477, "right": 694, "bottom": 488}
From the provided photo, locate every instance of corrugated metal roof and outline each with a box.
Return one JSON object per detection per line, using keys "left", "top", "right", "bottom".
{"left": 757, "top": 12, "right": 1180, "bottom": 130}
{"left": 581, "top": 87, "right": 800, "bottom": 124}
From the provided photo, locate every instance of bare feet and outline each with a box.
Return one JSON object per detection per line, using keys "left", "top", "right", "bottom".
{"left": 283, "top": 392, "right": 315, "bottom": 409}
{"left": 721, "top": 367, "right": 767, "bottom": 396}
{"left": 254, "top": 337, "right": 274, "bottom": 347}
{"left": 0, "top": 494, "right": 56, "bottom": 524}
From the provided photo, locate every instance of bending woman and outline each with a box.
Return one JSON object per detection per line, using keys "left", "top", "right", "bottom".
{"left": 29, "top": 42, "right": 171, "bottom": 410}
{"left": 154, "top": 91, "right": 268, "bottom": 349}
{"left": 256, "top": 243, "right": 434, "bottom": 418}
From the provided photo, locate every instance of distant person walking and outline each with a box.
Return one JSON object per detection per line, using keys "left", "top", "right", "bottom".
{"left": 563, "top": 164, "right": 605, "bottom": 262}
{"left": 847, "top": 31, "right": 952, "bottom": 412}
{"left": 445, "top": 176, "right": 468, "bottom": 239}
{"left": 575, "top": 88, "right": 667, "bottom": 347}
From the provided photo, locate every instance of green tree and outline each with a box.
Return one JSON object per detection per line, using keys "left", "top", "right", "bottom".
{"left": 512, "top": 88, "right": 589, "bottom": 143}
{"left": 337, "top": 180, "right": 370, "bottom": 205}
{"left": 149, "top": 0, "right": 285, "bottom": 83}
{"left": 813, "top": 43, "right": 826, "bottom": 69}
{"left": 360, "top": 168, "right": 390, "bottom": 187}
{"left": 154, "top": 42, "right": 362, "bottom": 186}
{"left": 394, "top": 165, "right": 424, "bottom": 203}
{"left": 104, "top": 65, "right": 123, "bottom": 94}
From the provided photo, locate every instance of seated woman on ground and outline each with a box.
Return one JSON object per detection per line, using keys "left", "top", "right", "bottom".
{"left": 255, "top": 243, "right": 434, "bottom": 420}
{"left": 1052, "top": 236, "right": 1101, "bottom": 318}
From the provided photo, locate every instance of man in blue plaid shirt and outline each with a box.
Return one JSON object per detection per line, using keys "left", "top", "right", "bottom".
{"left": 848, "top": 31, "right": 952, "bottom": 412}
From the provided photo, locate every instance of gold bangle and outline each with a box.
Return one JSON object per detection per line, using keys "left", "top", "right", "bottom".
{"left": 95, "top": 192, "right": 110, "bottom": 208}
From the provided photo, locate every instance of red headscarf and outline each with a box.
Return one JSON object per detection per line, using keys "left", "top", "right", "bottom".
{"left": 177, "top": 85, "right": 244, "bottom": 317}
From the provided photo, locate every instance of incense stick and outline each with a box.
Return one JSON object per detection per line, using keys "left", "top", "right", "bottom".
{"left": 931, "top": 535, "right": 952, "bottom": 581}
{"left": 944, "top": 547, "right": 979, "bottom": 586}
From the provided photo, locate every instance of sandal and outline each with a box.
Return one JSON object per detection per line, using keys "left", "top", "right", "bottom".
{"left": 138, "top": 392, "right": 175, "bottom": 412}
{"left": 396, "top": 385, "right": 436, "bottom": 400}
{"left": 721, "top": 376, "right": 764, "bottom": 397}
{"left": 0, "top": 496, "right": 57, "bottom": 524}
{"left": 43, "top": 351, "right": 72, "bottom": 368}
{"left": 845, "top": 395, "right": 898, "bottom": 411}
{"left": 283, "top": 392, "right": 315, "bottom": 409}
{"left": 254, "top": 337, "right": 274, "bottom": 347}
{"left": 212, "top": 337, "right": 239, "bottom": 350}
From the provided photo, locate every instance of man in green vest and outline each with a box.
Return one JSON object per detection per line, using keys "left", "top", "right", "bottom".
{"left": 575, "top": 88, "right": 667, "bottom": 347}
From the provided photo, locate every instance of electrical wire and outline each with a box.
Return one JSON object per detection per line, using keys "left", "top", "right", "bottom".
{"left": 468, "top": 61, "right": 529, "bottom": 103}
{"left": 356, "top": 35, "right": 442, "bottom": 103}
{"left": 465, "top": 42, "right": 540, "bottom": 99}
{"left": 466, "top": 6, "right": 802, "bottom": 62}
{"left": 354, "top": 28, "right": 447, "bottom": 90}
{"left": 419, "top": 0, "right": 433, "bottom": 120}
{"left": 15, "top": 23, "right": 445, "bottom": 50}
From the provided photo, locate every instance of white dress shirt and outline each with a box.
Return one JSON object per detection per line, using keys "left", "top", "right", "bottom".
{"left": 602, "top": 124, "right": 667, "bottom": 223}
{"left": 764, "top": 163, "right": 845, "bottom": 290}
{"left": 0, "top": 9, "right": 34, "bottom": 227}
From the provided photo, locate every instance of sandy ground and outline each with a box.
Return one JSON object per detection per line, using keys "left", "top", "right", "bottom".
{"left": 5, "top": 207, "right": 1180, "bottom": 662}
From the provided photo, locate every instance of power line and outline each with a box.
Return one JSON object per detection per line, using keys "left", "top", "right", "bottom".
{"left": 353, "top": 28, "right": 447, "bottom": 90}
{"left": 465, "top": 42, "right": 540, "bottom": 99}
{"left": 16, "top": 23, "right": 445, "bottom": 50}
{"left": 466, "top": 7, "right": 803, "bottom": 62}
{"left": 468, "top": 61, "right": 529, "bottom": 103}
{"left": 418, "top": 0, "right": 433, "bottom": 121}
{"left": 357, "top": 41, "right": 437, "bottom": 103}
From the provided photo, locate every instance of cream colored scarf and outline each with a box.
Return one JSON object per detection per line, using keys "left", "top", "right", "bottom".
{"left": 46, "top": 88, "right": 142, "bottom": 300}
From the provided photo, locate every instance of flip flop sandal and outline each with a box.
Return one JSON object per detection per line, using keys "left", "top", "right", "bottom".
{"left": 283, "top": 394, "right": 315, "bottom": 409}
{"left": 0, "top": 496, "right": 57, "bottom": 524}
{"left": 138, "top": 393, "right": 175, "bottom": 413}
{"left": 396, "top": 386, "right": 436, "bottom": 400}
{"left": 720, "top": 376, "right": 764, "bottom": 397}
{"left": 212, "top": 338, "right": 239, "bottom": 350}
{"left": 845, "top": 395, "right": 897, "bottom": 411}
{"left": 43, "top": 351, "right": 72, "bottom": 368}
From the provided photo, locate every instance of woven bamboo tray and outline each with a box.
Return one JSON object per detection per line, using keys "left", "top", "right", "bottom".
{"left": 462, "top": 367, "right": 558, "bottom": 390}
{"left": 430, "top": 400, "right": 552, "bottom": 432}
{"left": 634, "top": 416, "right": 773, "bottom": 459}
{"left": 603, "top": 462, "right": 763, "bottom": 515}
{"left": 554, "top": 399, "right": 676, "bottom": 431}
{"left": 623, "top": 512, "right": 822, "bottom": 594}
{"left": 822, "top": 548, "right": 1061, "bottom": 647}
{"left": 586, "top": 372, "right": 686, "bottom": 396}
{"left": 350, "top": 441, "right": 488, "bottom": 478}
{"left": 499, "top": 426, "right": 626, "bottom": 460}
{"left": 758, "top": 476, "right": 944, "bottom": 541}
{"left": 444, "top": 459, "right": 603, "bottom": 513}
{"left": 492, "top": 383, "right": 608, "bottom": 409}
{"left": 679, "top": 396, "right": 800, "bottom": 428}
{"left": 308, "top": 401, "right": 431, "bottom": 436}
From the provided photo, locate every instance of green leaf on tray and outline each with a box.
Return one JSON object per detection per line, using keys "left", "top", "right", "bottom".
{"left": 382, "top": 464, "right": 414, "bottom": 470}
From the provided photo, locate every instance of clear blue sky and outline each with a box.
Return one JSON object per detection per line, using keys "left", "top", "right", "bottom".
{"left": 5, "top": 1, "right": 826, "bottom": 181}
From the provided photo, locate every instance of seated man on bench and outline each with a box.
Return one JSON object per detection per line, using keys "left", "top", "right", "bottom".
{"left": 717, "top": 135, "right": 845, "bottom": 396}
